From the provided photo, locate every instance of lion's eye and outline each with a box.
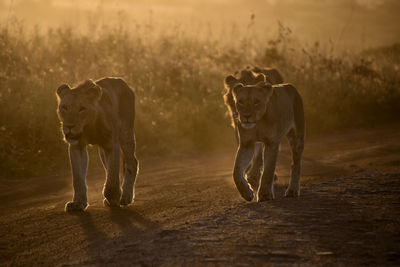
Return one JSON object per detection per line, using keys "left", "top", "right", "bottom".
{"left": 61, "top": 105, "right": 68, "bottom": 111}
{"left": 79, "top": 106, "right": 86, "bottom": 113}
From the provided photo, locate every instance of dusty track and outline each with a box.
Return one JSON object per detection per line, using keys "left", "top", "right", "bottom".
{"left": 1, "top": 127, "right": 400, "bottom": 266}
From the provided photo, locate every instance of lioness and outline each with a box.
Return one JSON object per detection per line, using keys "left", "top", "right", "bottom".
{"left": 223, "top": 67, "right": 284, "bottom": 192}
{"left": 224, "top": 67, "right": 284, "bottom": 129}
{"left": 56, "top": 77, "right": 139, "bottom": 211}
{"left": 226, "top": 75, "right": 305, "bottom": 201}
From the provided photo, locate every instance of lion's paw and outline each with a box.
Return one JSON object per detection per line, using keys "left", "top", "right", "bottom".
{"left": 238, "top": 186, "right": 254, "bottom": 202}
{"left": 257, "top": 191, "right": 275, "bottom": 202}
{"left": 120, "top": 192, "right": 134, "bottom": 206}
{"left": 65, "top": 201, "right": 87, "bottom": 212}
{"left": 103, "top": 186, "right": 121, "bottom": 207}
{"left": 103, "top": 198, "right": 120, "bottom": 207}
{"left": 285, "top": 187, "right": 300, "bottom": 198}
{"left": 248, "top": 173, "right": 278, "bottom": 192}
{"left": 247, "top": 173, "right": 260, "bottom": 192}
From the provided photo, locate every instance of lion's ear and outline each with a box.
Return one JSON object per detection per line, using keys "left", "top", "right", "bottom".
{"left": 232, "top": 83, "right": 244, "bottom": 96}
{"left": 83, "top": 80, "right": 102, "bottom": 100}
{"left": 56, "top": 84, "right": 71, "bottom": 100}
{"left": 239, "top": 69, "right": 253, "bottom": 80}
{"left": 252, "top": 66, "right": 262, "bottom": 73}
{"left": 87, "top": 84, "right": 102, "bottom": 101}
{"left": 224, "top": 75, "right": 238, "bottom": 89}
{"left": 256, "top": 81, "right": 272, "bottom": 89}
{"left": 255, "top": 73, "right": 266, "bottom": 83}
{"left": 256, "top": 81, "right": 274, "bottom": 97}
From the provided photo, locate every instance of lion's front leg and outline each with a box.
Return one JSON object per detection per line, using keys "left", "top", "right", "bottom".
{"left": 233, "top": 144, "right": 255, "bottom": 201}
{"left": 66, "top": 144, "right": 88, "bottom": 212}
{"left": 102, "top": 142, "right": 121, "bottom": 207}
{"left": 258, "top": 142, "right": 279, "bottom": 202}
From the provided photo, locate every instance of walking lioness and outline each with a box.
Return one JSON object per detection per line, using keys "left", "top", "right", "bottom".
{"left": 223, "top": 67, "right": 284, "bottom": 193}
{"left": 225, "top": 72, "right": 305, "bottom": 201}
{"left": 56, "top": 77, "right": 139, "bottom": 211}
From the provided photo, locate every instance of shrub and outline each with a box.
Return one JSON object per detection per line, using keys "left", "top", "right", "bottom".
{"left": 0, "top": 20, "right": 399, "bottom": 177}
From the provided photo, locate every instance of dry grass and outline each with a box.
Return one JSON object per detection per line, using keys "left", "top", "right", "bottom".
{"left": 0, "top": 19, "right": 399, "bottom": 177}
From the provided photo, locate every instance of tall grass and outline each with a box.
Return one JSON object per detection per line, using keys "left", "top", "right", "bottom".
{"left": 0, "top": 19, "right": 399, "bottom": 177}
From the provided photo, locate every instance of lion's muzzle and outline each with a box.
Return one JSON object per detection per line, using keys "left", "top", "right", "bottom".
{"left": 62, "top": 125, "right": 82, "bottom": 143}
{"left": 240, "top": 122, "right": 256, "bottom": 129}
{"left": 65, "top": 132, "right": 81, "bottom": 141}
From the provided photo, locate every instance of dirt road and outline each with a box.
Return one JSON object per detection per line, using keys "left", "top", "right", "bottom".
{"left": 1, "top": 127, "right": 400, "bottom": 266}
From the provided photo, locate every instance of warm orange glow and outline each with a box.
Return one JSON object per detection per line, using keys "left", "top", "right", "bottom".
{"left": 0, "top": 1, "right": 399, "bottom": 266}
{"left": 1, "top": 0, "right": 399, "bottom": 49}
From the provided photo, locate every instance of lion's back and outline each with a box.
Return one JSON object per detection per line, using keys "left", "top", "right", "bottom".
{"left": 271, "top": 83, "right": 305, "bottom": 137}
{"left": 95, "top": 77, "right": 136, "bottom": 124}
{"left": 96, "top": 77, "right": 135, "bottom": 103}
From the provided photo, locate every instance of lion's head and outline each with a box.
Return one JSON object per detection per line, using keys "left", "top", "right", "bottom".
{"left": 224, "top": 71, "right": 267, "bottom": 122}
{"left": 232, "top": 81, "right": 274, "bottom": 129}
{"left": 56, "top": 80, "right": 102, "bottom": 145}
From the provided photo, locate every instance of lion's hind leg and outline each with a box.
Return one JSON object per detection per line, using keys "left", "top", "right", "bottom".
{"left": 99, "top": 147, "right": 121, "bottom": 207}
{"left": 119, "top": 130, "right": 139, "bottom": 206}
{"left": 245, "top": 143, "right": 263, "bottom": 192}
{"left": 98, "top": 147, "right": 108, "bottom": 170}
{"left": 101, "top": 144, "right": 122, "bottom": 207}
{"left": 257, "top": 142, "right": 279, "bottom": 202}
{"left": 246, "top": 143, "right": 280, "bottom": 194}
{"left": 285, "top": 129, "right": 304, "bottom": 197}
{"left": 98, "top": 146, "right": 122, "bottom": 207}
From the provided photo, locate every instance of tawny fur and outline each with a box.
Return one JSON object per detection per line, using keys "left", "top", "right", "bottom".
{"left": 223, "top": 67, "right": 284, "bottom": 191}
{"left": 223, "top": 66, "right": 284, "bottom": 127}
{"left": 56, "top": 77, "right": 139, "bottom": 212}
{"left": 225, "top": 76, "right": 305, "bottom": 202}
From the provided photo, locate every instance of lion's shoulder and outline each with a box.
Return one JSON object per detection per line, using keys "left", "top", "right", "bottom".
{"left": 94, "top": 77, "right": 135, "bottom": 116}
{"left": 262, "top": 83, "right": 304, "bottom": 133}
{"left": 96, "top": 77, "right": 135, "bottom": 99}
{"left": 272, "top": 83, "right": 302, "bottom": 103}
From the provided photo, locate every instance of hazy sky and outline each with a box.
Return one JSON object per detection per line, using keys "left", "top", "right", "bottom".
{"left": 1, "top": 0, "right": 399, "bottom": 50}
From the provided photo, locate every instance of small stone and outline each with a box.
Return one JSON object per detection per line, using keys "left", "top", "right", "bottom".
{"left": 316, "top": 251, "right": 334, "bottom": 256}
